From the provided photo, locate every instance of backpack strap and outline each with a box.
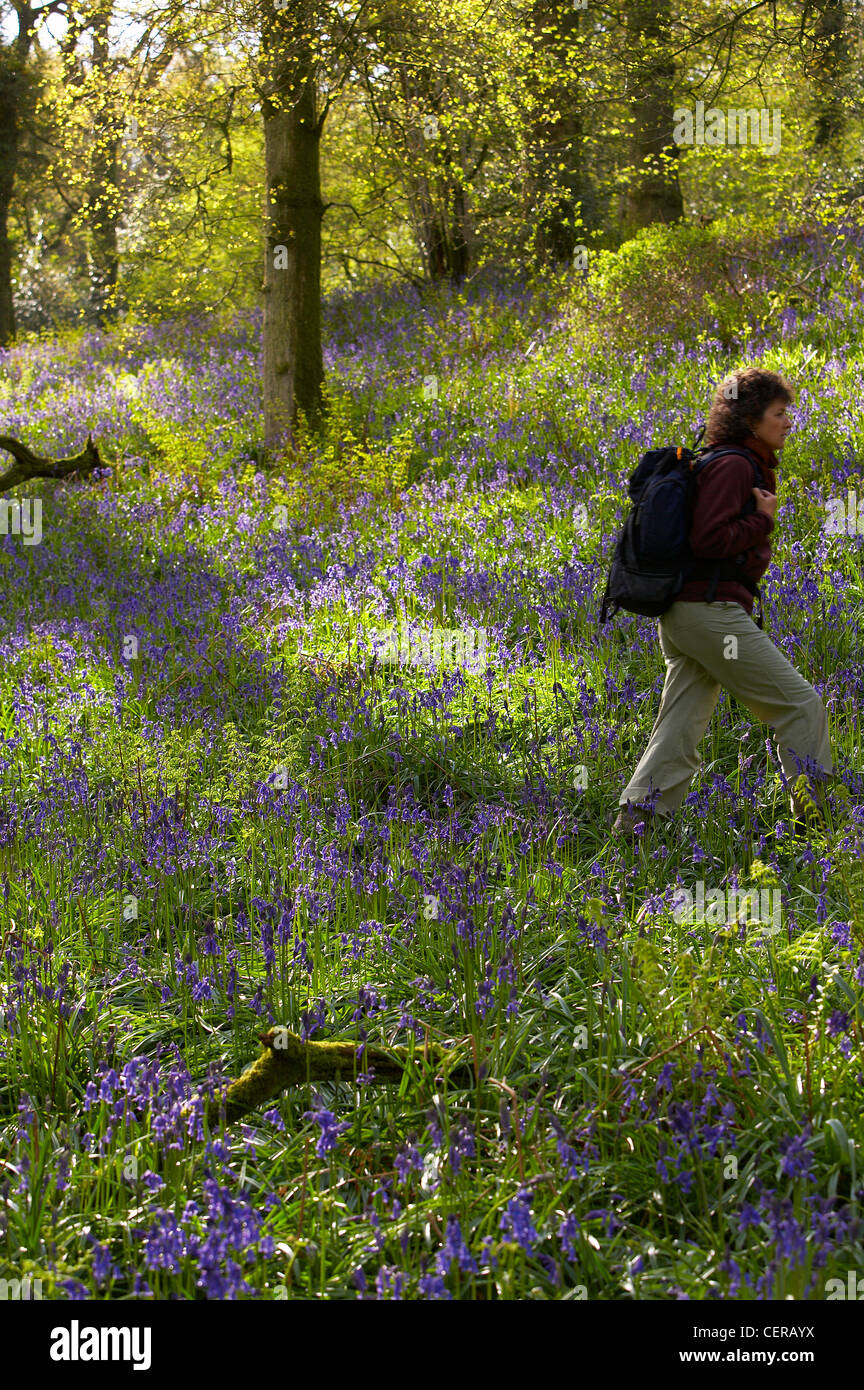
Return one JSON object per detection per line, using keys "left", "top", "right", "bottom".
{"left": 694, "top": 444, "right": 765, "bottom": 490}
{"left": 599, "top": 574, "right": 612, "bottom": 625}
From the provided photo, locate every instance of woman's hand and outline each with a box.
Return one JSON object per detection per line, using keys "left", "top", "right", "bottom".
{"left": 752, "top": 487, "right": 777, "bottom": 521}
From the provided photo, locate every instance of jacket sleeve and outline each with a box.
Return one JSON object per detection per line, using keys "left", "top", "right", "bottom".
{"left": 689, "top": 454, "right": 774, "bottom": 559}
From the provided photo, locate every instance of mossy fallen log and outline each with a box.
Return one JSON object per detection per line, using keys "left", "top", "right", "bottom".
{"left": 0, "top": 434, "right": 103, "bottom": 494}
{"left": 202, "top": 1027, "right": 476, "bottom": 1126}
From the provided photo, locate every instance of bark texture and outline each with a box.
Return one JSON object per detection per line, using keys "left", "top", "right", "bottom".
{"left": 202, "top": 1027, "right": 475, "bottom": 1126}
{"left": 624, "top": 0, "right": 683, "bottom": 230}
{"left": 261, "top": 2, "right": 325, "bottom": 445}
{"left": 0, "top": 8, "right": 35, "bottom": 346}
{"left": 530, "top": 0, "right": 592, "bottom": 264}
{"left": 812, "top": 0, "right": 848, "bottom": 151}
{"left": 0, "top": 435, "right": 103, "bottom": 493}
{"left": 88, "top": 5, "right": 123, "bottom": 324}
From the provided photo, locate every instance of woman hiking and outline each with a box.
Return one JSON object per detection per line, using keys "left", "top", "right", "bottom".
{"left": 612, "top": 366, "right": 833, "bottom": 838}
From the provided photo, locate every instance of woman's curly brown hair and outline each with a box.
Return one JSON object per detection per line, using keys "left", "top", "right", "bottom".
{"left": 704, "top": 368, "right": 793, "bottom": 446}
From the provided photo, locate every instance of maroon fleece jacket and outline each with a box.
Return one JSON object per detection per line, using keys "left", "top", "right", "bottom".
{"left": 675, "top": 433, "right": 778, "bottom": 616}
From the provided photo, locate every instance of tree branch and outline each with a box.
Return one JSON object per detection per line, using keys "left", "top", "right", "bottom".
{"left": 199, "top": 1026, "right": 475, "bottom": 1126}
{"left": 0, "top": 434, "right": 104, "bottom": 494}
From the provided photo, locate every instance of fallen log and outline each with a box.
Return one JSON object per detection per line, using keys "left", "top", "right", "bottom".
{"left": 201, "top": 1026, "right": 476, "bottom": 1126}
{"left": 0, "top": 434, "right": 103, "bottom": 494}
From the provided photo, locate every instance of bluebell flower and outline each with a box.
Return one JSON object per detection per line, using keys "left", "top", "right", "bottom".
{"left": 436, "top": 1215, "right": 478, "bottom": 1275}
{"left": 375, "top": 1264, "right": 405, "bottom": 1299}
{"left": 448, "top": 1123, "right": 475, "bottom": 1175}
{"left": 418, "top": 1273, "right": 452, "bottom": 1299}
{"left": 91, "top": 1240, "right": 117, "bottom": 1285}
{"left": 394, "top": 1143, "right": 422, "bottom": 1183}
{"left": 478, "top": 1234, "right": 499, "bottom": 1269}
{"left": 558, "top": 1211, "right": 581, "bottom": 1260}
{"left": 60, "top": 1279, "right": 89, "bottom": 1300}
{"left": 827, "top": 1009, "right": 850, "bottom": 1037}
{"left": 718, "top": 1252, "right": 742, "bottom": 1296}
{"left": 303, "top": 1105, "right": 350, "bottom": 1158}
{"left": 778, "top": 1133, "right": 814, "bottom": 1179}
{"left": 500, "top": 1190, "right": 539, "bottom": 1254}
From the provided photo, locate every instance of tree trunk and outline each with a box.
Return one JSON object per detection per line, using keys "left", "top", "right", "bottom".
{"left": 416, "top": 164, "right": 470, "bottom": 282}
{"left": 624, "top": 0, "right": 683, "bottom": 231}
{"left": 88, "top": 6, "right": 122, "bottom": 325}
{"left": 0, "top": 24, "right": 31, "bottom": 347}
{"left": 530, "top": 0, "right": 592, "bottom": 265}
{"left": 261, "top": 4, "right": 324, "bottom": 447}
{"left": 375, "top": 1, "right": 473, "bottom": 284}
{"left": 0, "top": 60, "right": 17, "bottom": 346}
{"left": 812, "top": 0, "right": 848, "bottom": 151}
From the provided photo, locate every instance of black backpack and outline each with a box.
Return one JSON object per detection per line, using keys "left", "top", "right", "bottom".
{"left": 599, "top": 437, "right": 766, "bottom": 629}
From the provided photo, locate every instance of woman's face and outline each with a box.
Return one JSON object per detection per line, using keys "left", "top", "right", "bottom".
{"left": 752, "top": 397, "right": 793, "bottom": 452}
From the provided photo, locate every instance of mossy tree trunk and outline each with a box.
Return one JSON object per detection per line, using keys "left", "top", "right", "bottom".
{"left": 624, "top": 0, "right": 683, "bottom": 231}
{"left": 87, "top": 3, "right": 123, "bottom": 326}
{"left": 530, "top": 0, "right": 593, "bottom": 265}
{"left": 811, "top": 0, "right": 849, "bottom": 152}
{"left": 261, "top": 0, "right": 325, "bottom": 447}
{"left": 0, "top": 6, "right": 36, "bottom": 346}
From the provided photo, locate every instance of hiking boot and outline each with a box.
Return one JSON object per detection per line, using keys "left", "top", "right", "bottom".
{"left": 612, "top": 804, "right": 658, "bottom": 838}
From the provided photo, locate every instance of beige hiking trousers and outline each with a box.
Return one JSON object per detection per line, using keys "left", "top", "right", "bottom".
{"left": 619, "top": 600, "right": 833, "bottom": 819}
